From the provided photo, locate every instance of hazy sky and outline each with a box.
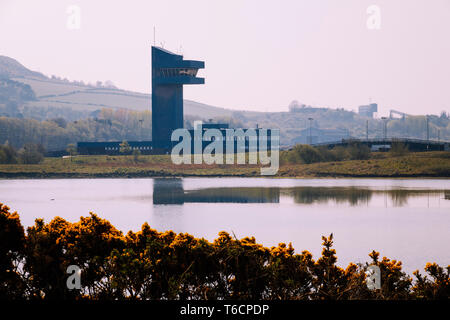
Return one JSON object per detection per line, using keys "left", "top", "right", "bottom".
{"left": 1, "top": 0, "right": 449, "bottom": 115}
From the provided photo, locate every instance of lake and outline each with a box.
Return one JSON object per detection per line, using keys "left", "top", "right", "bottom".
{"left": 1, "top": 177, "right": 449, "bottom": 274}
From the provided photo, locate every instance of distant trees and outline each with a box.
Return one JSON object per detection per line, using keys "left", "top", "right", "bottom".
{"left": 281, "top": 142, "right": 372, "bottom": 164}
{"left": 119, "top": 140, "right": 144, "bottom": 163}
{"left": 286, "top": 144, "right": 323, "bottom": 164}
{"left": 0, "top": 79, "right": 36, "bottom": 103}
{"left": 50, "top": 117, "right": 67, "bottom": 128}
{"left": 0, "top": 142, "right": 17, "bottom": 164}
{"left": 0, "top": 142, "right": 44, "bottom": 164}
{"left": 104, "top": 80, "right": 117, "bottom": 89}
{"left": 66, "top": 143, "right": 77, "bottom": 161}
{"left": 4, "top": 101, "right": 18, "bottom": 115}
{"left": 0, "top": 108, "right": 152, "bottom": 151}
{"left": 20, "top": 105, "right": 94, "bottom": 122}
{"left": 0, "top": 78, "right": 37, "bottom": 118}
{"left": 282, "top": 144, "right": 344, "bottom": 164}
{"left": 390, "top": 140, "right": 409, "bottom": 157}
{"left": 93, "top": 80, "right": 116, "bottom": 89}
{"left": 119, "top": 140, "right": 131, "bottom": 154}
{"left": 18, "top": 143, "right": 44, "bottom": 164}
{"left": 347, "top": 142, "right": 371, "bottom": 160}
{"left": 132, "top": 149, "right": 141, "bottom": 162}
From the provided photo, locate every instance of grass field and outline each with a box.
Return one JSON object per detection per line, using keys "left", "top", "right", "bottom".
{"left": 278, "top": 151, "right": 450, "bottom": 178}
{"left": 13, "top": 76, "right": 234, "bottom": 117}
{"left": 0, "top": 151, "right": 449, "bottom": 178}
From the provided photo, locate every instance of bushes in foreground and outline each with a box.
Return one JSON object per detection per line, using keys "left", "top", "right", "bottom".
{"left": 0, "top": 203, "right": 448, "bottom": 300}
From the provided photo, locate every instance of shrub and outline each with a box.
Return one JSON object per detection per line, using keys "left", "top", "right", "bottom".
{"left": 0, "top": 204, "right": 26, "bottom": 299}
{"left": 292, "top": 144, "right": 323, "bottom": 164}
{"left": 316, "top": 146, "right": 337, "bottom": 162}
{"left": 412, "top": 263, "right": 450, "bottom": 299}
{"left": 132, "top": 149, "right": 141, "bottom": 162}
{"left": 348, "top": 142, "right": 371, "bottom": 160}
{"left": 390, "top": 140, "right": 409, "bottom": 156}
{"left": 0, "top": 204, "right": 448, "bottom": 300}
{"left": 0, "top": 142, "right": 17, "bottom": 164}
{"left": 18, "top": 143, "right": 44, "bottom": 164}
{"left": 330, "top": 146, "right": 350, "bottom": 161}
{"left": 119, "top": 140, "right": 131, "bottom": 154}
{"left": 281, "top": 144, "right": 367, "bottom": 165}
{"left": 66, "top": 143, "right": 77, "bottom": 160}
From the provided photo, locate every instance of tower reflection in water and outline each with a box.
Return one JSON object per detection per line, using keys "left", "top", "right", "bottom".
{"left": 152, "top": 178, "right": 280, "bottom": 205}
{"left": 152, "top": 178, "right": 185, "bottom": 205}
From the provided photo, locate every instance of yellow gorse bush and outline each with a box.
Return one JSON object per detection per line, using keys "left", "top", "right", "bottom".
{"left": 0, "top": 203, "right": 448, "bottom": 300}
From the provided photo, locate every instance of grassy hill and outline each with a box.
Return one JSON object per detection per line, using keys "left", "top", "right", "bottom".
{"left": 8, "top": 72, "right": 233, "bottom": 118}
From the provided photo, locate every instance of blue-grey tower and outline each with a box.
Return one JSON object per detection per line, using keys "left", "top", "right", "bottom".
{"left": 151, "top": 46, "right": 204, "bottom": 152}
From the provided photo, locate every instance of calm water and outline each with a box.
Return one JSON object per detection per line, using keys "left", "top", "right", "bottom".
{"left": 1, "top": 178, "right": 449, "bottom": 274}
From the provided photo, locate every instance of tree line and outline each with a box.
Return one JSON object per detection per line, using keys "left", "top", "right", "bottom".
{"left": 0, "top": 108, "right": 152, "bottom": 152}
{"left": 0, "top": 142, "right": 44, "bottom": 164}
{"left": 0, "top": 203, "right": 448, "bottom": 300}
{"left": 280, "top": 141, "right": 413, "bottom": 165}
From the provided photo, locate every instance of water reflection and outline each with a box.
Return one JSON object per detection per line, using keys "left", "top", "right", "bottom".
{"left": 153, "top": 178, "right": 184, "bottom": 204}
{"left": 152, "top": 179, "right": 449, "bottom": 207}
{"left": 387, "top": 189, "right": 439, "bottom": 207}
{"left": 445, "top": 191, "right": 450, "bottom": 200}
{"left": 153, "top": 178, "right": 280, "bottom": 204}
{"left": 285, "top": 187, "right": 372, "bottom": 206}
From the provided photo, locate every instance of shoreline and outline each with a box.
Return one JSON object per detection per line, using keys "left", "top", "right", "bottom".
{"left": 1, "top": 151, "right": 449, "bottom": 179}
{"left": 1, "top": 172, "right": 449, "bottom": 180}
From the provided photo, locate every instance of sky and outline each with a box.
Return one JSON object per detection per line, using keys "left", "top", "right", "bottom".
{"left": 1, "top": 0, "right": 449, "bottom": 116}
